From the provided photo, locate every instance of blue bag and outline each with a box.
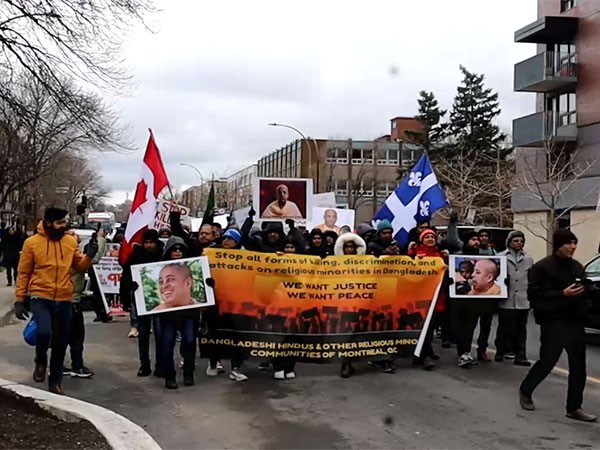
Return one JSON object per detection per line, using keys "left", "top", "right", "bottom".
{"left": 23, "top": 318, "right": 38, "bottom": 346}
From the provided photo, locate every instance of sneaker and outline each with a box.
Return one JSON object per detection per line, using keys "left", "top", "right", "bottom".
{"left": 165, "top": 379, "right": 178, "bottom": 390}
{"left": 494, "top": 353, "right": 504, "bottom": 362}
{"left": 93, "top": 317, "right": 103, "bottom": 323}
{"left": 229, "top": 369, "right": 248, "bottom": 382}
{"left": 566, "top": 409, "right": 597, "bottom": 422}
{"left": 519, "top": 388, "right": 535, "bottom": 411}
{"left": 341, "top": 363, "right": 355, "bottom": 379}
{"left": 216, "top": 361, "right": 225, "bottom": 374}
{"left": 514, "top": 358, "right": 532, "bottom": 367}
{"left": 467, "top": 354, "right": 478, "bottom": 366}
{"left": 368, "top": 360, "right": 394, "bottom": 373}
{"left": 137, "top": 364, "right": 152, "bottom": 377}
{"left": 71, "top": 367, "right": 94, "bottom": 378}
{"left": 423, "top": 357, "right": 435, "bottom": 371}
{"left": 274, "top": 370, "right": 285, "bottom": 380}
{"left": 206, "top": 365, "right": 219, "bottom": 377}
{"left": 184, "top": 373, "right": 195, "bottom": 386}
{"left": 505, "top": 352, "right": 516, "bottom": 360}
{"left": 285, "top": 371, "right": 296, "bottom": 379}
{"left": 49, "top": 385, "right": 65, "bottom": 396}
{"left": 178, "top": 359, "right": 185, "bottom": 369}
{"left": 33, "top": 363, "right": 47, "bottom": 383}
{"left": 154, "top": 366, "right": 167, "bottom": 378}
{"left": 101, "top": 316, "right": 113, "bottom": 323}
{"left": 128, "top": 327, "right": 139, "bottom": 338}
{"left": 258, "top": 362, "right": 270, "bottom": 371}
{"left": 458, "top": 353, "right": 471, "bottom": 368}
{"left": 63, "top": 367, "right": 72, "bottom": 376}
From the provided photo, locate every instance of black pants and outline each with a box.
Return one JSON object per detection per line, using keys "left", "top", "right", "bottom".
{"left": 495, "top": 309, "right": 528, "bottom": 358}
{"left": 520, "top": 321, "right": 586, "bottom": 412}
{"left": 5, "top": 261, "right": 17, "bottom": 284}
{"left": 273, "top": 359, "right": 296, "bottom": 373}
{"left": 421, "top": 311, "right": 445, "bottom": 358}
{"left": 451, "top": 299, "right": 496, "bottom": 356}
{"left": 88, "top": 268, "right": 108, "bottom": 319}
{"left": 68, "top": 303, "right": 85, "bottom": 370}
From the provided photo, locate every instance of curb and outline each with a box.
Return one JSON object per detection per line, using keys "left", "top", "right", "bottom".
{"left": 0, "top": 378, "right": 161, "bottom": 450}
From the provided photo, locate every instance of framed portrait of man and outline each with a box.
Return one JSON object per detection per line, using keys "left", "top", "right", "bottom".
{"left": 308, "top": 207, "right": 355, "bottom": 234}
{"left": 253, "top": 178, "right": 313, "bottom": 221}
{"left": 131, "top": 256, "right": 216, "bottom": 315}
{"left": 448, "top": 255, "right": 508, "bottom": 299}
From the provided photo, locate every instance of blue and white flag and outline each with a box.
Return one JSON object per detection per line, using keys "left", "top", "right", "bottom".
{"left": 373, "top": 154, "right": 447, "bottom": 246}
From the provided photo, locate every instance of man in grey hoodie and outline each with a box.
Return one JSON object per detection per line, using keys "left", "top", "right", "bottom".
{"left": 495, "top": 230, "right": 533, "bottom": 366}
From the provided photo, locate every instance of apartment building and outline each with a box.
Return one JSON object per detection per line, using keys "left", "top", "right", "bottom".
{"left": 512, "top": 0, "right": 600, "bottom": 262}
{"left": 257, "top": 138, "right": 422, "bottom": 224}
{"left": 182, "top": 179, "right": 229, "bottom": 216}
{"left": 227, "top": 164, "right": 257, "bottom": 211}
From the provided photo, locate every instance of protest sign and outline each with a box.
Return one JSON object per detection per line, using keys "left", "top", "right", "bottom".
{"left": 153, "top": 200, "right": 192, "bottom": 231}
{"left": 200, "top": 249, "right": 445, "bottom": 363}
{"left": 92, "top": 244, "right": 127, "bottom": 316}
{"left": 448, "top": 255, "right": 508, "bottom": 299}
{"left": 308, "top": 207, "right": 355, "bottom": 234}
{"left": 254, "top": 178, "right": 313, "bottom": 221}
{"left": 131, "top": 257, "right": 216, "bottom": 316}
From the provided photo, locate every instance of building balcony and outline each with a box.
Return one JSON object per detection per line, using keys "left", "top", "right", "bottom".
{"left": 514, "top": 51, "right": 578, "bottom": 93}
{"left": 515, "top": 16, "right": 578, "bottom": 44}
{"left": 513, "top": 111, "right": 577, "bottom": 147}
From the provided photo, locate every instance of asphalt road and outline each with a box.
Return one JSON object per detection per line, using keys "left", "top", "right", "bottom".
{"left": 2, "top": 308, "right": 600, "bottom": 449}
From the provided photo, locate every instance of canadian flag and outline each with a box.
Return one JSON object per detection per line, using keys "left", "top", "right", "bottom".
{"left": 119, "top": 129, "right": 170, "bottom": 266}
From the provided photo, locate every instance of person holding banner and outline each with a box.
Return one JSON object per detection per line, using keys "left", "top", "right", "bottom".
{"left": 367, "top": 220, "right": 400, "bottom": 257}
{"left": 334, "top": 232, "right": 367, "bottom": 378}
{"left": 158, "top": 237, "right": 201, "bottom": 389}
{"left": 307, "top": 229, "right": 328, "bottom": 258}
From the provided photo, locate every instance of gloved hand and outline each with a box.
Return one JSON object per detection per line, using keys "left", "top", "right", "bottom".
{"left": 205, "top": 278, "right": 215, "bottom": 288}
{"left": 248, "top": 207, "right": 256, "bottom": 218}
{"left": 131, "top": 281, "right": 139, "bottom": 292}
{"left": 14, "top": 301, "right": 29, "bottom": 320}
{"left": 285, "top": 219, "right": 295, "bottom": 229}
{"left": 449, "top": 211, "right": 459, "bottom": 224}
{"left": 86, "top": 238, "right": 99, "bottom": 258}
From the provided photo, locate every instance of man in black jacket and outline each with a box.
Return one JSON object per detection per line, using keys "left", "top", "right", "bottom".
{"left": 519, "top": 229, "right": 596, "bottom": 422}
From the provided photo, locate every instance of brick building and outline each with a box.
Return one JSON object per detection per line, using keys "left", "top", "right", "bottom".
{"left": 512, "top": 0, "right": 600, "bottom": 262}
{"left": 227, "top": 164, "right": 257, "bottom": 211}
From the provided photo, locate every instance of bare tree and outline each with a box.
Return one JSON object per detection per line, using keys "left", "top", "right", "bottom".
{"left": 0, "top": 0, "right": 154, "bottom": 128}
{"left": 513, "top": 139, "right": 599, "bottom": 249}
{"left": 0, "top": 72, "right": 124, "bottom": 211}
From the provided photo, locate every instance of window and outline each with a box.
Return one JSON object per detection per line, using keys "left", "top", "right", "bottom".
{"left": 334, "top": 179, "right": 348, "bottom": 195}
{"left": 327, "top": 148, "right": 336, "bottom": 163}
{"left": 376, "top": 182, "right": 389, "bottom": 197}
{"left": 337, "top": 148, "right": 348, "bottom": 163}
{"left": 363, "top": 149, "right": 373, "bottom": 164}
{"left": 352, "top": 149, "right": 362, "bottom": 164}
{"left": 561, "top": 0, "right": 576, "bottom": 11}
{"left": 360, "top": 180, "right": 374, "bottom": 196}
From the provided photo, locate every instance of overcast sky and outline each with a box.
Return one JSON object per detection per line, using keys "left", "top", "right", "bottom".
{"left": 102, "top": 0, "right": 538, "bottom": 205}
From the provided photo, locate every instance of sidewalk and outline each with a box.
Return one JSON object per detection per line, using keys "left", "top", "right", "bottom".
{"left": 0, "top": 284, "right": 15, "bottom": 326}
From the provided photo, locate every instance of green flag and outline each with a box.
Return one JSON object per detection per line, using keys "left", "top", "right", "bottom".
{"left": 201, "top": 181, "right": 215, "bottom": 225}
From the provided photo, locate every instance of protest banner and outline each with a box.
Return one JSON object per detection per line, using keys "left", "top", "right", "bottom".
{"left": 153, "top": 200, "right": 192, "bottom": 231}
{"left": 201, "top": 249, "right": 445, "bottom": 363}
{"left": 131, "top": 256, "right": 216, "bottom": 316}
{"left": 92, "top": 244, "right": 127, "bottom": 316}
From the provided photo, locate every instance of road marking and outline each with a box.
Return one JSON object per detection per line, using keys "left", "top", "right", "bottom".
{"left": 472, "top": 345, "right": 600, "bottom": 385}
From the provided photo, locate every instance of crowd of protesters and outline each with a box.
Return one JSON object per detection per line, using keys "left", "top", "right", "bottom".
{"left": 11, "top": 205, "right": 597, "bottom": 421}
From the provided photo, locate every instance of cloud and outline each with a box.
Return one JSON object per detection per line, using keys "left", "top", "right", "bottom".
{"left": 100, "top": 0, "right": 538, "bottom": 204}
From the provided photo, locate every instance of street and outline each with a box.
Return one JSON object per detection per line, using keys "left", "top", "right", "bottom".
{"left": 1, "top": 289, "right": 600, "bottom": 450}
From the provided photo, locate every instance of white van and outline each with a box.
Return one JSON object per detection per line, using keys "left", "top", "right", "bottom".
{"left": 87, "top": 212, "right": 116, "bottom": 235}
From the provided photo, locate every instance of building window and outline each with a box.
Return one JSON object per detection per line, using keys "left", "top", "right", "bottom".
{"left": 561, "top": 0, "right": 576, "bottom": 11}
{"left": 334, "top": 180, "right": 348, "bottom": 196}
{"left": 350, "top": 149, "right": 374, "bottom": 165}
{"left": 378, "top": 149, "right": 400, "bottom": 165}
{"left": 360, "top": 180, "right": 374, "bottom": 196}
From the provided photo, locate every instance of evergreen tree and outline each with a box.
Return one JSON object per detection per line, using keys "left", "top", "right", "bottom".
{"left": 406, "top": 90, "right": 447, "bottom": 152}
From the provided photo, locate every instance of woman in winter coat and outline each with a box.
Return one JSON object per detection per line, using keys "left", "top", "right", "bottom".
{"left": 334, "top": 233, "right": 367, "bottom": 378}
{"left": 307, "top": 229, "right": 328, "bottom": 258}
{"left": 1, "top": 227, "right": 24, "bottom": 286}
{"left": 408, "top": 228, "right": 449, "bottom": 370}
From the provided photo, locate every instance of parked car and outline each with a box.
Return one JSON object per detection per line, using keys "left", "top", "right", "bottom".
{"left": 584, "top": 255, "right": 600, "bottom": 337}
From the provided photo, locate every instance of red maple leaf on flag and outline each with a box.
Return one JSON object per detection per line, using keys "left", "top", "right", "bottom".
{"left": 131, "top": 179, "right": 148, "bottom": 213}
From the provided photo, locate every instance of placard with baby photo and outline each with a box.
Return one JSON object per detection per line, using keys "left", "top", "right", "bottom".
{"left": 448, "top": 255, "right": 508, "bottom": 299}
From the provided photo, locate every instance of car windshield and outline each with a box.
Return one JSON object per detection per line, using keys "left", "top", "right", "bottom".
{"left": 585, "top": 256, "right": 600, "bottom": 277}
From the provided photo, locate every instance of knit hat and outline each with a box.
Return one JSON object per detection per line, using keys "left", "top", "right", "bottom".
{"left": 142, "top": 229, "right": 160, "bottom": 242}
{"left": 223, "top": 228, "right": 242, "bottom": 245}
{"left": 553, "top": 229, "right": 578, "bottom": 253}
{"left": 506, "top": 230, "right": 525, "bottom": 247}
{"left": 377, "top": 220, "right": 393, "bottom": 232}
{"left": 462, "top": 230, "right": 479, "bottom": 243}
{"left": 419, "top": 228, "right": 437, "bottom": 243}
{"left": 44, "top": 207, "right": 68, "bottom": 222}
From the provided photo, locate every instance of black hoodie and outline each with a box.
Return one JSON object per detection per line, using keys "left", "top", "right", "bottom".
{"left": 241, "top": 217, "right": 285, "bottom": 253}
{"left": 307, "top": 229, "right": 328, "bottom": 258}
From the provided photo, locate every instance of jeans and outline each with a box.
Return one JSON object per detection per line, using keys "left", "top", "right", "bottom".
{"left": 130, "top": 301, "right": 138, "bottom": 328}
{"left": 137, "top": 313, "right": 161, "bottom": 369}
{"left": 495, "top": 309, "right": 528, "bottom": 358}
{"left": 160, "top": 316, "right": 198, "bottom": 379}
{"left": 477, "top": 312, "right": 494, "bottom": 354}
{"left": 68, "top": 303, "right": 85, "bottom": 370}
{"left": 520, "top": 321, "right": 586, "bottom": 412}
{"left": 5, "top": 261, "right": 17, "bottom": 284}
{"left": 30, "top": 298, "right": 72, "bottom": 386}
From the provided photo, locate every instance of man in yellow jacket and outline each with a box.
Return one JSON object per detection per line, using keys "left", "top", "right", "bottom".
{"left": 13, "top": 207, "right": 98, "bottom": 395}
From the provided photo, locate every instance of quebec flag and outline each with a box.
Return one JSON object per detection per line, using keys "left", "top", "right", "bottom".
{"left": 373, "top": 154, "right": 447, "bottom": 246}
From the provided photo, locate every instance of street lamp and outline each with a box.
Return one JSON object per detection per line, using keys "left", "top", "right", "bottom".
{"left": 180, "top": 163, "right": 206, "bottom": 215}
{"left": 268, "top": 122, "right": 319, "bottom": 190}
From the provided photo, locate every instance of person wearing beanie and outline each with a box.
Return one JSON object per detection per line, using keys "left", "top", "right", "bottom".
{"left": 307, "top": 228, "right": 328, "bottom": 258}
{"left": 519, "top": 229, "right": 596, "bottom": 422}
{"left": 495, "top": 230, "right": 533, "bottom": 366}
{"left": 356, "top": 223, "right": 376, "bottom": 244}
{"left": 13, "top": 206, "right": 99, "bottom": 395}
{"left": 323, "top": 230, "right": 338, "bottom": 255}
{"left": 222, "top": 229, "right": 242, "bottom": 249}
{"left": 367, "top": 220, "right": 400, "bottom": 257}
{"left": 119, "top": 227, "right": 165, "bottom": 377}
{"left": 404, "top": 219, "right": 432, "bottom": 254}
{"left": 408, "top": 228, "right": 451, "bottom": 370}
{"left": 476, "top": 228, "right": 497, "bottom": 256}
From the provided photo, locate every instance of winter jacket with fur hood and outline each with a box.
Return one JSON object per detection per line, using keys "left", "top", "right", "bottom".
{"left": 334, "top": 233, "right": 366, "bottom": 256}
